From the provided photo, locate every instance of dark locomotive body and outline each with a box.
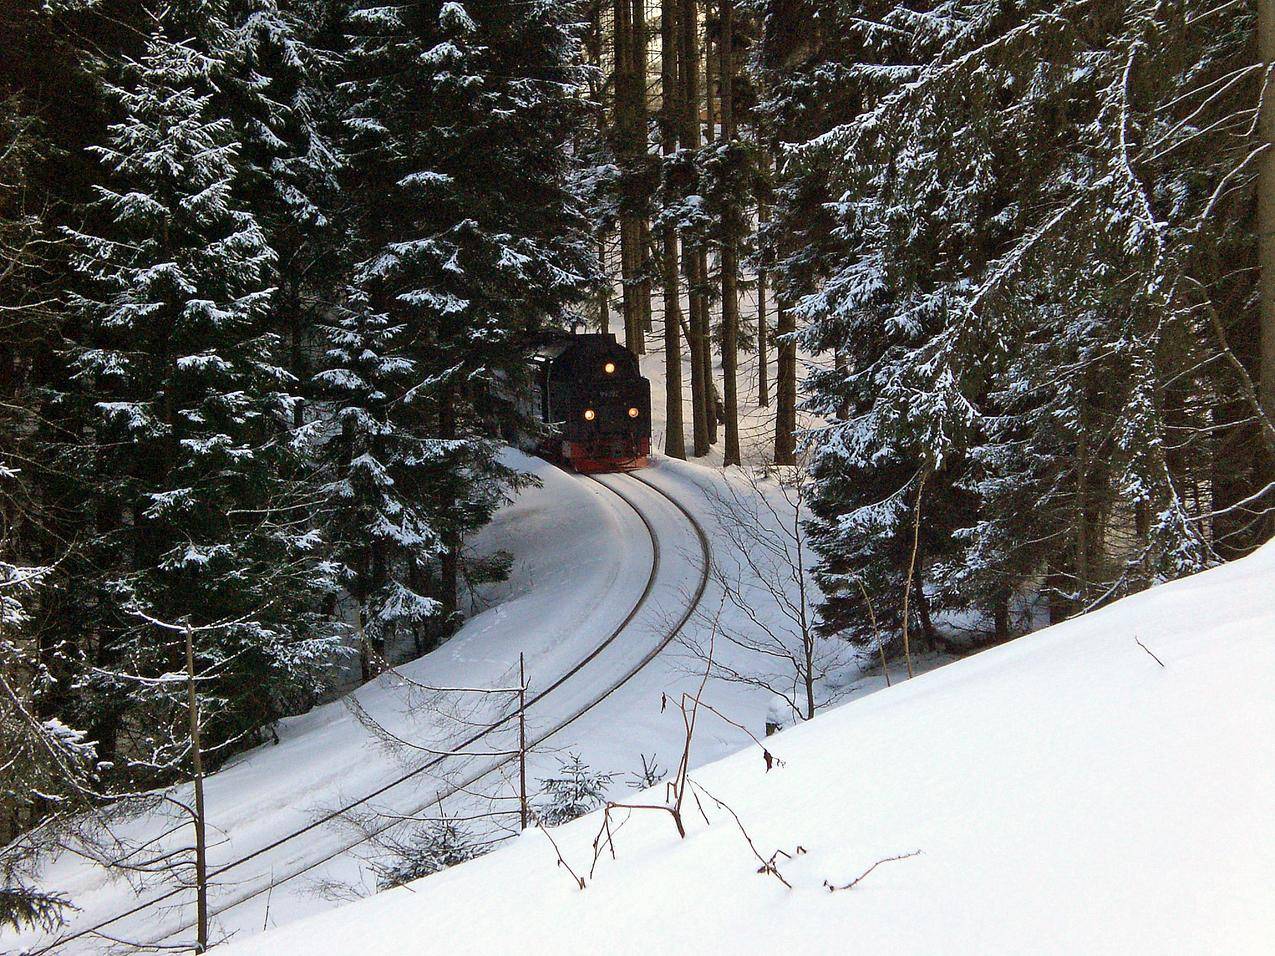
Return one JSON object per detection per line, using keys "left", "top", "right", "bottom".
{"left": 527, "top": 332, "right": 651, "bottom": 472}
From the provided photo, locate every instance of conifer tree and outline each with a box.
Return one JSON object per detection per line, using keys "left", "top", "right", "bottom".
{"left": 339, "top": 0, "right": 594, "bottom": 628}
{"left": 775, "top": 0, "right": 1270, "bottom": 647}
{"left": 220, "top": 0, "right": 348, "bottom": 420}
{"left": 61, "top": 17, "right": 338, "bottom": 773}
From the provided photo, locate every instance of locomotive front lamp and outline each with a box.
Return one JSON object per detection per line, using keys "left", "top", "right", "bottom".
{"left": 604, "top": 361, "right": 616, "bottom": 374}
{"left": 627, "top": 407, "right": 640, "bottom": 418}
{"left": 583, "top": 408, "right": 596, "bottom": 421}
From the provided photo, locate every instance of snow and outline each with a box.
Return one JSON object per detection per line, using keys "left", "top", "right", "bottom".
{"left": 220, "top": 539, "right": 1275, "bottom": 956}
{"left": 11, "top": 291, "right": 1269, "bottom": 955}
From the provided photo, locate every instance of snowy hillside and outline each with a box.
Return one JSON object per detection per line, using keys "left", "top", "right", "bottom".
{"left": 221, "top": 542, "right": 1275, "bottom": 956}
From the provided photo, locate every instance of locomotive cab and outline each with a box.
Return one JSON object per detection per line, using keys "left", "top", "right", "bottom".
{"left": 530, "top": 332, "right": 651, "bottom": 472}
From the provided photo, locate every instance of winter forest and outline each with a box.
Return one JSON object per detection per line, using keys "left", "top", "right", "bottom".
{"left": 2, "top": 0, "right": 1273, "bottom": 950}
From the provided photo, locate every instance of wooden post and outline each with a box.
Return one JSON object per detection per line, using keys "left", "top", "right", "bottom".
{"left": 518, "top": 653, "right": 528, "bottom": 831}
{"left": 184, "top": 624, "right": 208, "bottom": 954}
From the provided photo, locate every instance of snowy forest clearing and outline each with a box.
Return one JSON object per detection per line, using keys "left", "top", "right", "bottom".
{"left": 219, "top": 540, "right": 1275, "bottom": 956}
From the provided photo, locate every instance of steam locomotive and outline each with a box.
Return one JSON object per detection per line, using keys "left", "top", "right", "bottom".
{"left": 526, "top": 331, "right": 652, "bottom": 473}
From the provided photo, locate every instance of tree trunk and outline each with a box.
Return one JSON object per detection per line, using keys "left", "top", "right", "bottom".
{"left": 701, "top": 1, "right": 717, "bottom": 447}
{"left": 597, "top": 233, "right": 610, "bottom": 331}
{"left": 661, "top": 0, "right": 686, "bottom": 459}
{"left": 774, "top": 300, "right": 797, "bottom": 464}
{"left": 615, "top": 0, "right": 646, "bottom": 355}
{"left": 1258, "top": 0, "right": 1275, "bottom": 543}
{"left": 1260, "top": 0, "right": 1275, "bottom": 442}
{"left": 757, "top": 192, "right": 770, "bottom": 409}
{"left": 719, "top": 0, "right": 740, "bottom": 466}
{"left": 184, "top": 625, "right": 208, "bottom": 954}
{"left": 679, "top": 0, "right": 710, "bottom": 456}
{"left": 438, "top": 389, "right": 460, "bottom": 617}
{"left": 636, "top": 0, "right": 653, "bottom": 339}
{"left": 833, "top": 350, "right": 849, "bottom": 420}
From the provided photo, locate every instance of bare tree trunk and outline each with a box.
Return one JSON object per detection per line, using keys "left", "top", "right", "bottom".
{"left": 900, "top": 470, "right": 927, "bottom": 680}
{"left": 357, "top": 604, "right": 371, "bottom": 683}
{"left": 636, "top": 0, "right": 653, "bottom": 340}
{"left": 597, "top": 233, "right": 610, "bottom": 331}
{"left": 704, "top": 1, "right": 715, "bottom": 143}
{"left": 774, "top": 300, "right": 796, "bottom": 465}
{"left": 438, "top": 389, "right": 459, "bottom": 617}
{"left": 184, "top": 625, "right": 208, "bottom": 954}
{"left": 1074, "top": 415, "right": 1090, "bottom": 609}
{"left": 1258, "top": 0, "right": 1275, "bottom": 543}
{"left": 679, "top": 0, "right": 710, "bottom": 456}
{"left": 719, "top": 0, "right": 740, "bottom": 466}
{"left": 1260, "top": 0, "right": 1275, "bottom": 438}
{"left": 661, "top": 0, "right": 686, "bottom": 459}
{"left": 518, "top": 653, "right": 528, "bottom": 831}
{"left": 701, "top": 1, "right": 718, "bottom": 447}
{"left": 833, "top": 350, "right": 849, "bottom": 421}
{"left": 757, "top": 190, "right": 770, "bottom": 409}
{"left": 640, "top": 220, "right": 653, "bottom": 334}
{"left": 615, "top": 0, "right": 646, "bottom": 355}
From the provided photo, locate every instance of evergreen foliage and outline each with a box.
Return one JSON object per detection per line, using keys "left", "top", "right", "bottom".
{"left": 60, "top": 16, "right": 339, "bottom": 776}
{"left": 372, "top": 814, "right": 486, "bottom": 889}
{"left": 332, "top": 0, "right": 595, "bottom": 642}
{"left": 535, "top": 753, "right": 613, "bottom": 826}
{"left": 759, "top": 0, "right": 1271, "bottom": 646}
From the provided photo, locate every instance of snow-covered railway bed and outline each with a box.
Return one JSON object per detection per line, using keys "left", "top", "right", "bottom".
{"left": 21, "top": 459, "right": 712, "bottom": 955}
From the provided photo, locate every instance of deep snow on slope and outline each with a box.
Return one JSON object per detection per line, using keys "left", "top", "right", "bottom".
{"left": 221, "top": 541, "right": 1275, "bottom": 956}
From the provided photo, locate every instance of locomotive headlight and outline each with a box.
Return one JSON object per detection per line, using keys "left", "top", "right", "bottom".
{"left": 627, "top": 407, "right": 639, "bottom": 419}
{"left": 583, "top": 408, "right": 596, "bottom": 421}
{"left": 604, "top": 361, "right": 616, "bottom": 374}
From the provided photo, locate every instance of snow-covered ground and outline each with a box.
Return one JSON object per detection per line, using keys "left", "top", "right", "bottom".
{"left": 17, "top": 299, "right": 1266, "bottom": 955}
{"left": 10, "top": 447, "right": 856, "bottom": 952}
{"left": 220, "top": 538, "right": 1275, "bottom": 956}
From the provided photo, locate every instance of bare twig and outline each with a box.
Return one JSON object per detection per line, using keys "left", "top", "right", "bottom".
{"left": 824, "top": 849, "right": 923, "bottom": 892}
{"left": 1134, "top": 635, "right": 1165, "bottom": 668}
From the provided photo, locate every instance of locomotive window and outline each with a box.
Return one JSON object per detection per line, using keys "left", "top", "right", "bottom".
{"left": 583, "top": 408, "right": 596, "bottom": 421}
{"left": 604, "top": 361, "right": 616, "bottom": 374}
{"left": 627, "top": 407, "right": 639, "bottom": 418}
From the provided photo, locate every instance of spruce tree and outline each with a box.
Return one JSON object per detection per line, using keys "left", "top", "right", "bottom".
{"left": 220, "top": 0, "right": 348, "bottom": 421}
{"left": 337, "top": 0, "right": 594, "bottom": 633}
{"left": 776, "top": 0, "right": 1269, "bottom": 648}
{"left": 61, "top": 17, "right": 338, "bottom": 775}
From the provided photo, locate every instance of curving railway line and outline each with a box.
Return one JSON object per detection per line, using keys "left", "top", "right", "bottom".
{"left": 33, "top": 469, "right": 711, "bottom": 956}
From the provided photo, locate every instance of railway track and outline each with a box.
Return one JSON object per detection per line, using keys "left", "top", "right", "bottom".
{"left": 35, "top": 469, "right": 711, "bottom": 955}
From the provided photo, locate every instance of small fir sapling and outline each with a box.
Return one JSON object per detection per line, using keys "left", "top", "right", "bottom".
{"left": 535, "top": 754, "right": 614, "bottom": 827}
{"left": 372, "top": 815, "right": 485, "bottom": 890}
